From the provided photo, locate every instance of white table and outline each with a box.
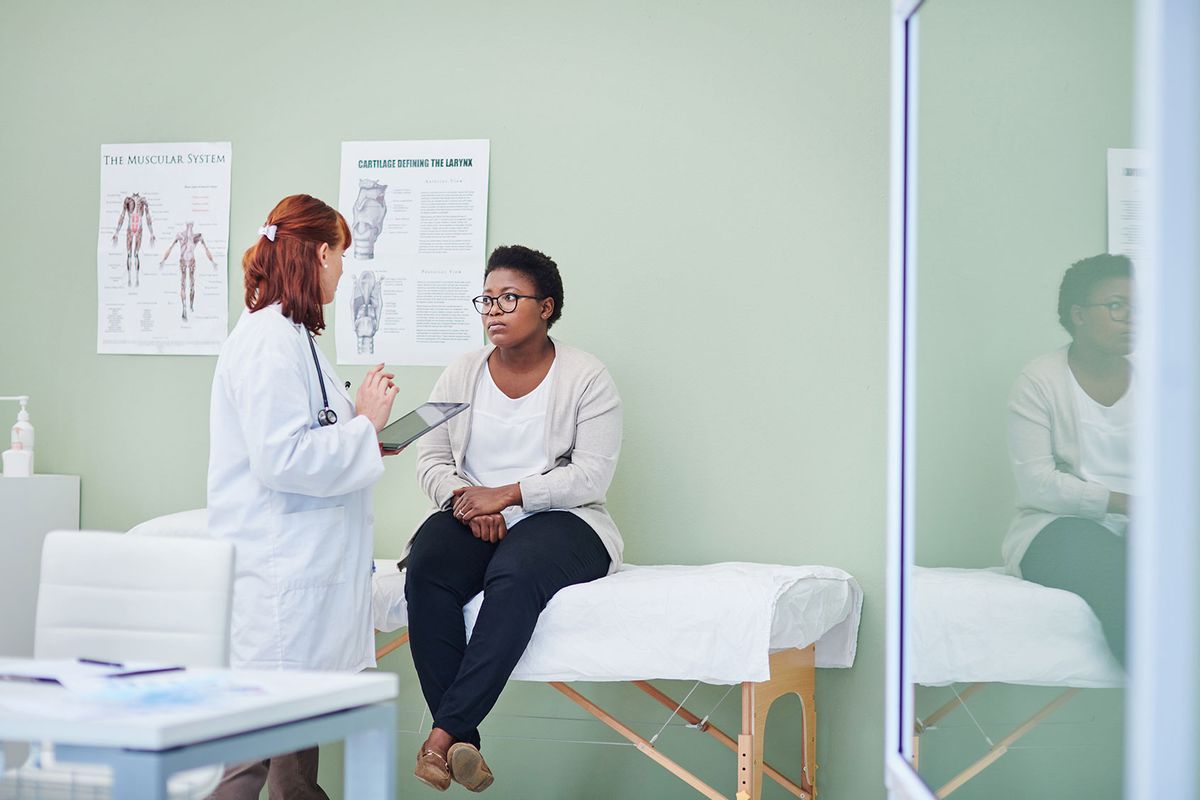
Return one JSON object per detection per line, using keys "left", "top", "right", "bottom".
{"left": 0, "top": 664, "right": 398, "bottom": 799}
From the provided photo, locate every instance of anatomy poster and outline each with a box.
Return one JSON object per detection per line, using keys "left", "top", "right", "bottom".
{"left": 335, "top": 140, "right": 490, "bottom": 366}
{"left": 97, "top": 142, "right": 231, "bottom": 355}
{"left": 1107, "top": 148, "right": 1147, "bottom": 266}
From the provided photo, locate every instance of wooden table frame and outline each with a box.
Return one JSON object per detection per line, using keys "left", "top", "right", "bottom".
{"left": 377, "top": 633, "right": 817, "bottom": 800}
{"left": 912, "top": 682, "right": 1081, "bottom": 798}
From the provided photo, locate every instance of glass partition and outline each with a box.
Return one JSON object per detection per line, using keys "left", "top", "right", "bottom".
{"left": 888, "top": 1, "right": 1139, "bottom": 797}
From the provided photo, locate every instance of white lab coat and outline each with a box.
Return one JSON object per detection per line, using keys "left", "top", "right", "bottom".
{"left": 207, "top": 304, "right": 384, "bottom": 672}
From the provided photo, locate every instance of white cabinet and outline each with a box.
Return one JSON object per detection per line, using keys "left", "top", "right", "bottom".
{"left": 0, "top": 475, "right": 80, "bottom": 656}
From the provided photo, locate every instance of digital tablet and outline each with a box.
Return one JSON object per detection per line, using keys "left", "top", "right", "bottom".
{"left": 378, "top": 402, "right": 469, "bottom": 452}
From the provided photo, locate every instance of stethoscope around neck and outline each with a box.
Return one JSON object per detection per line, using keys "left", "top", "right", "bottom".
{"left": 306, "top": 332, "right": 337, "bottom": 426}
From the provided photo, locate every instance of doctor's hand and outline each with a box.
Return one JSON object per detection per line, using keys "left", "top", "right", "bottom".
{"left": 468, "top": 513, "right": 507, "bottom": 543}
{"left": 355, "top": 363, "right": 399, "bottom": 432}
{"left": 452, "top": 484, "right": 522, "bottom": 522}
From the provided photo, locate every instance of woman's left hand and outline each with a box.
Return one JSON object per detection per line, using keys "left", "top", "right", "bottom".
{"left": 452, "top": 484, "right": 521, "bottom": 522}
{"left": 468, "top": 513, "right": 508, "bottom": 543}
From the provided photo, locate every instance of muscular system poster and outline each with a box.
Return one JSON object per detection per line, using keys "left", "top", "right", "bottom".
{"left": 97, "top": 142, "right": 231, "bottom": 355}
{"left": 335, "top": 140, "right": 490, "bottom": 366}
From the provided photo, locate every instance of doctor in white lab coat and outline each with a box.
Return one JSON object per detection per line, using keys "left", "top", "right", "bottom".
{"left": 207, "top": 194, "right": 399, "bottom": 800}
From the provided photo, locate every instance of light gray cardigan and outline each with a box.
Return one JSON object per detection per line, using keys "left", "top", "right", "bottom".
{"left": 1002, "top": 346, "right": 1122, "bottom": 575}
{"left": 409, "top": 338, "right": 624, "bottom": 573}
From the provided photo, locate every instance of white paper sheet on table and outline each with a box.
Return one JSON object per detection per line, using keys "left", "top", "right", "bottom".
{"left": 911, "top": 566, "right": 1124, "bottom": 688}
{"left": 123, "top": 511, "right": 864, "bottom": 683}
{"left": 374, "top": 561, "right": 862, "bottom": 684}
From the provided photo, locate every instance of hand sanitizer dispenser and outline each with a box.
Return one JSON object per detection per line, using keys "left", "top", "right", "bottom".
{"left": 1, "top": 395, "right": 34, "bottom": 477}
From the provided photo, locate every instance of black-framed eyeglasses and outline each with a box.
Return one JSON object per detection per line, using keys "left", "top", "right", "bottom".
{"left": 471, "top": 293, "right": 543, "bottom": 314}
{"left": 1079, "top": 300, "right": 1134, "bottom": 322}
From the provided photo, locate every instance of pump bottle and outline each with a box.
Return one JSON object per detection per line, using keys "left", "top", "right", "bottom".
{"left": 1, "top": 396, "right": 34, "bottom": 477}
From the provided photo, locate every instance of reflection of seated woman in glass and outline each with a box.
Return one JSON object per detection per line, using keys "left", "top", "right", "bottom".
{"left": 1003, "top": 254, "right": 1132, "bottom": 665}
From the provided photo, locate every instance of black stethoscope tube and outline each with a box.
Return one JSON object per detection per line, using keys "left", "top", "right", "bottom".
{"left": 307, "top": 332, "right": 338, "bottom": 427}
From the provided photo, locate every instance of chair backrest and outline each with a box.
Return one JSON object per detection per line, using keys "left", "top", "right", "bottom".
{"left": 34, "top": 530, "right": 235, "bottom": 668}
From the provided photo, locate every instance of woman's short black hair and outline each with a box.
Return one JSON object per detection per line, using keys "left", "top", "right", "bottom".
{"left": 485, "top": 245, "right": 564, "bottom": 329}
{"left": 1057, "top": 253, "right": 1133, "bottom": 334}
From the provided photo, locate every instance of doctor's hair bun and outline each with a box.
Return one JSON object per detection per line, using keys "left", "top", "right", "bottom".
{"left": 243, "top": 194, "right": 350, "bottom": 335}
{"left": 485, "top": 245, "right": 564, "bottom": 329}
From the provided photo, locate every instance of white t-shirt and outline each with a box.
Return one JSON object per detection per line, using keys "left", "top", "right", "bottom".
{"left": 461, "top": 360, "right": 556, "bottom": 529}
{"left": 1070, "top": 373, "right": 1133, "bottom": 536}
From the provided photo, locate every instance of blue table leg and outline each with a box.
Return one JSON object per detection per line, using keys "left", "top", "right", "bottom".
{"left": 52, "top": 702, "right": 397, "bottom": 800}
{"left": 108, "top": 749, "right": 170, "bottom": 800}
{"left": 344, "top": 703, "right": 396, "bottom": 799}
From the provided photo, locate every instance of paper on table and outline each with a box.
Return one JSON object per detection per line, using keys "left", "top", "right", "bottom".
{"left": 0, "top": 658, "right": 180, "bottom": 690}
{"left": 68, "top": 673, "right": 254, "bottom": 707}
{"left": 0, "top": 695, "right": 107, "bottom": 721}
{"left": 0, "top": 672, "right": 266, "bottom": 720}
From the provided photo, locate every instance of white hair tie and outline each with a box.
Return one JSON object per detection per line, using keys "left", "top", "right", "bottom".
{"left": 258, "top": 224, "right": 278, "bottom": 242}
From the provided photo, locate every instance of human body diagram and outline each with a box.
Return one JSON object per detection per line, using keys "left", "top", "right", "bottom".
{"left": 111, "top": 193, "right": 156, "bottom": 287}
{"left": 352, "top": 179, "right": 387, "bottom": 259}
{"left": 161, "top": 221, "right": 216, "bottom": 320}
{"left": 353, "top": 271, "right": 383, "bottom": 354}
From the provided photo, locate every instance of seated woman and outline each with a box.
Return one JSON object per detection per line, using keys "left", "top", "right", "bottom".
{"left": 404, "top": 245, "right": 622, "bottom": 792}
{"left": 1003, "top": 253, "right": 1133, "bottom": 665}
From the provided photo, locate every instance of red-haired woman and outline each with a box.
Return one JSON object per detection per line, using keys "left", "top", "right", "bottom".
{"left": 207, "top": 194, "right": 399, "bottom": 799}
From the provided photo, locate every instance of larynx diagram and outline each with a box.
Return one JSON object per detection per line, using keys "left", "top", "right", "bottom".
{"left": 352, "top": 179, "right": 387, "bottom": 259}
{"left": 353, "top": 271, "right": 383, "bottom": 354}
{"left": 112, "top": 192, "right": 156, "bottom": 286}
{"left": 161, "top": 221, "right": 216, "bottom": 321}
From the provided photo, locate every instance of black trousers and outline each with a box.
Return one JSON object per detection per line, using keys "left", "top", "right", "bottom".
{"left": 404, "top": 510, "right": 611, "bottom": 747}
{"left": 1020, "top": 515, "right": 1128, "bottom": 666}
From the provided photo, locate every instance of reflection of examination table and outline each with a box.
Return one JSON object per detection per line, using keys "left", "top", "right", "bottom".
{"left": 373, "top": 560, "right": 862, "bottom": 800}
{"left": 911, "top": 567, "right": 1123, "bottom": 797}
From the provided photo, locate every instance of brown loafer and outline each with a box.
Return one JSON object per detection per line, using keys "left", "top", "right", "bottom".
{"left": 414, "top": 747, "right": 451, "bottom": 791}
{"left": 448, "top": 742, "right": 495, "bottom": 792}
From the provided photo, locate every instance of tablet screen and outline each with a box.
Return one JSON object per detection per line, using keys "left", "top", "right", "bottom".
{"left": 378, "top": 402, "right": 469, "bottom": 451}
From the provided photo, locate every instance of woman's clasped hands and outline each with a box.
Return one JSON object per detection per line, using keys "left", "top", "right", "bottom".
{"left": 451, "top": 484, "right": 522, "bottom": 543}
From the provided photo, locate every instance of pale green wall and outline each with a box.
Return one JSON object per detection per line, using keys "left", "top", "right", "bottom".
{"left": 0, "top": 2, "right": 890, "bottom": 799}
{"left": 910, "top": 0, "right": 1133, "bottom": 797}
{"left": 912, "top": 0, "right": 1134, "bottom": 569}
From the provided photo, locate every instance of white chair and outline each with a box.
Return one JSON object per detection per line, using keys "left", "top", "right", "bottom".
{"left": 0, "top": 530, "right": 235, "bottom": 799}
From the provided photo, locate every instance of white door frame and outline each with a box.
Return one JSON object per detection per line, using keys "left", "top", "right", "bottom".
{"left": 1126, "top": 1, "right": 1199, "bottom": 798}
{"left": 883, "top": 1, "right": 1199, "bottom": 798}
{"left": 884, "top": 1, "right": 924, "bottom": 797}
